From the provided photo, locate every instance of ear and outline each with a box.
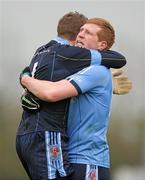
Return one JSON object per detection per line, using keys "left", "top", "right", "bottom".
{"left": 98, "top": 41, "right": 107, "bottom": 51}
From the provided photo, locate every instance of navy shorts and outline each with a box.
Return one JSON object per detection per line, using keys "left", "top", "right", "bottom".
{"left": 57, "top": 163, "right": 110, "bottom": 180}
{"left": 16, "top": 131, "right": 73, "bottom": 180}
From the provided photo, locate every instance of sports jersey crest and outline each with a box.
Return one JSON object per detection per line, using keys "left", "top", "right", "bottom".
{"left": 88, "top": 169, "right": 96, "bottom": 180}
{"left": 49, "top": 145, "right": 60, "bottom": 160}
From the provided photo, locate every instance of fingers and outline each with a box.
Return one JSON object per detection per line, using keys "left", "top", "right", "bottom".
{"left": 113, "top": 76, "right": 132, "bottom": 95}
{"left": 112, "top": 69, "right": 133, "bottom": 95}
{"left": 114, "top": 76, "right": 132, "bottom": 87}
{"left": 115, "top": 75, "right": 128, "bottom": 80}
{"left": 112, "top": 69, "right": 123, "bottom": 77}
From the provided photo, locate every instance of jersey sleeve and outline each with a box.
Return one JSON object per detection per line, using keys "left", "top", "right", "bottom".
{"left": 55, "top": 44, "right": 126, "bottom": 69}
{"left": 55, "top": 44, "right": 101, "bottom": 65}
{"left": 100, "top": 50, "right": 126, "bottom": 68}
{"left": 67, "top": 65, "right": 110, "bottom": 94}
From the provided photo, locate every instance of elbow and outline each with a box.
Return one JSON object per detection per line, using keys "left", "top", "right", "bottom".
{"left": 42, "top": 91, "right": 58, "bottom": 102}
{"left": 118, "top": 55, "right": 127, "bottom": 68}
{"left": 122, "top": 58, "right": 127, "bottom": 67}
{"left": 114, "top": 58, "right": 127, "bottom": 69}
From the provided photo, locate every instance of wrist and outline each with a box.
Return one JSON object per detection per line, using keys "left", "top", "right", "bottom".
{"left": 21, "top": 76, "right": 31, "bottom": 87}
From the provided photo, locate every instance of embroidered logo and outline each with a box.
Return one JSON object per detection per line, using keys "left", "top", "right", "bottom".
{"left": 88, "top": 169, "right": 96, "bottom": 180}
{"left": 49, "top": 145, "right": 60, "bottom": 160}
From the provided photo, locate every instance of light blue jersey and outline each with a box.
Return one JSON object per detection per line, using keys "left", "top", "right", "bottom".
{"left": 67, "top": 65, "right": 112, "bottom": 168}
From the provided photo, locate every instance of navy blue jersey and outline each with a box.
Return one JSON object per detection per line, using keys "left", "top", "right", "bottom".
{"left": 17, "top": 37, "right": 126, "bottom": 135}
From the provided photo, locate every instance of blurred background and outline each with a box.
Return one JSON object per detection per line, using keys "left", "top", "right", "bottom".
{"left": 0, "top": 0, "right": 145, "bottom": 179}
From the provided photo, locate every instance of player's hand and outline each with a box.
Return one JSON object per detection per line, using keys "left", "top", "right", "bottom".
{"left": 112, "top": 69, "right": 132, "bottom": 95}
{"left": 112, "top": 68, "right": 123, "bottom": 77}
{"left": 20, "top": 66, "right": 31, "bottom": 88}
{"left": 21, "top": 90, "right": 41, "bottom": 112}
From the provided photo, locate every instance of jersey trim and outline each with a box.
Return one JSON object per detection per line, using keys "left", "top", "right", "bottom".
{"left": 69, "top": 79, "right": 82, "bottom": 94}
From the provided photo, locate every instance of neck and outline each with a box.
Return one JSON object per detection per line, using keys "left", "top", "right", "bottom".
{"left": 69, "top": 40, "right": 75, "bottom": 45}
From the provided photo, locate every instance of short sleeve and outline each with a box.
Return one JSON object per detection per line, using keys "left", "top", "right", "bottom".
{"left": 67, "top": 65, "right": 110, "bottom": 94}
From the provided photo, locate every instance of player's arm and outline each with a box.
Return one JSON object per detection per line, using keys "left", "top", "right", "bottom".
{"left": 54, "top": 37, "right": 126, "bottom": 69}
{"left": 100, "top": 50, "right": 126, "bottom": 68}
{"left": 55, "top": 44, "right": 126, "bottom": 69}
{"left": 21, "top": 76, "right": 78, "bottom": 102}
{"left": 21, "top": 65, "right": 108, "bottom": 102}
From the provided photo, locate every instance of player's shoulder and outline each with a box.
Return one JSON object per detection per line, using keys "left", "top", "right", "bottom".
{"left": 89, "top": 65, "right": 110, "bottom": 74}
{"left": 78, "top": 65, "right": 111, "bottom": 83}
{"left": 97, "top": 65, "right": 110, "bottom": 72}
{"left": 90, "top": 65, "right": 111, "bottom": 80}
{"left": 36, "top": 40, "right": 57, "bottom": 52}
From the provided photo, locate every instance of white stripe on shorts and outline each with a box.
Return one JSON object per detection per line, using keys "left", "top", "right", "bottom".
{"left": 85, "top": 164, "right": 98, "bottom": 180}
{"left": 45, "top": 131, "right": 55, "bottom": 179}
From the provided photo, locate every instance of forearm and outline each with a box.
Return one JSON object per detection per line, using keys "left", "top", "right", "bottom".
{"left": 100, "top": 50, "right": 126, "bottom": 68}
{"left": 21, "top": 76, "right": 78, "bottom": 102}
{"left": 57, "top": 46, "right": 127, "bottom": 69}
